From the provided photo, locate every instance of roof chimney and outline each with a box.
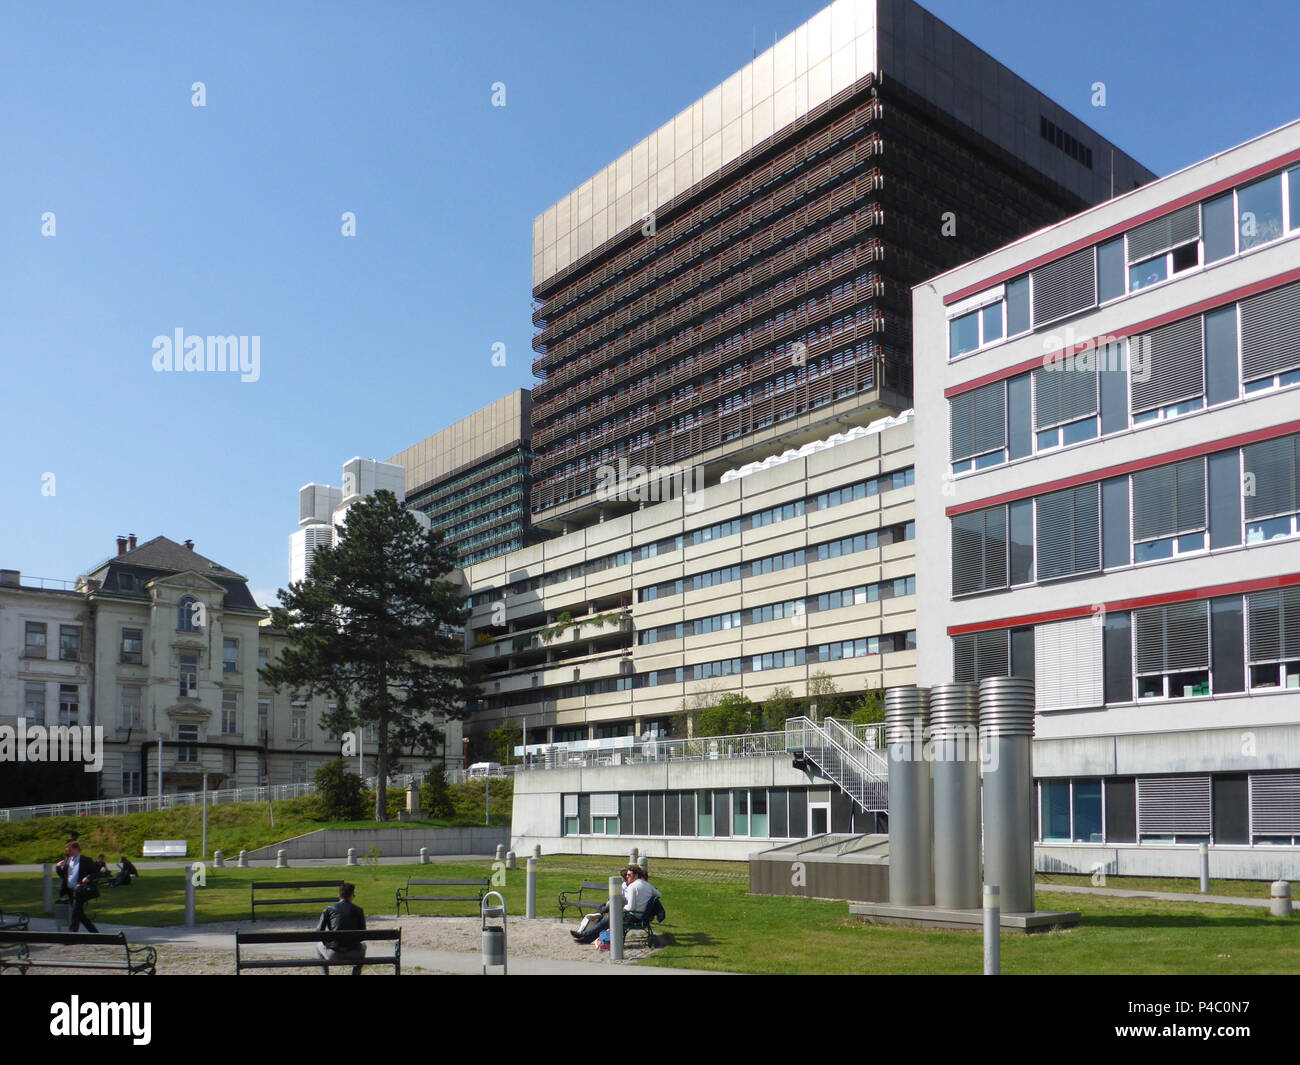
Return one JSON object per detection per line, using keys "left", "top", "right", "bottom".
{"left": 183, "top": 539, "right": 194, "bottom": 551}
{"left": 128, "top": 533, "right": 137, "bottom": 550}
{"left": 116, "top": 536, "right": 128, "bottom": 556}
{"left": 0, "top": 570, "right": 20, "bottom": 589}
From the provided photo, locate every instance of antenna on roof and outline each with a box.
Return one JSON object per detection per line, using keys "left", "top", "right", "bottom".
{"left": 753, "top": 25, "right": 756, "bottom": 59}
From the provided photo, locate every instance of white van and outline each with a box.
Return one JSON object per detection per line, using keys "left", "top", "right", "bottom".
{"left": 466, "top": 761, "right": 502, "bottom": 779}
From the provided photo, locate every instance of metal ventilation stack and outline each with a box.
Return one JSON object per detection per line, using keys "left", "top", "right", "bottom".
{"left": 978, "top": 677, "right": 1037, "bottom": 914}
{"left": 885, "top": 686, "right": 932, "bottom": 906}
{"left": 929, "top": 683, "right": 981, "bottom": 909}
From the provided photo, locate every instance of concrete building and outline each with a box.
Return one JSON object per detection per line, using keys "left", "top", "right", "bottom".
{"left": 388, "top": 389, "right": 542, "bottom": 567}
{"left": 913, "top": 118, "right": 1300, "bottom": 878}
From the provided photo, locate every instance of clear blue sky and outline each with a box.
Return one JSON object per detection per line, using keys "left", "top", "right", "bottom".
{"left": 2, "top": 0, "right": 1296, "bottom": 606}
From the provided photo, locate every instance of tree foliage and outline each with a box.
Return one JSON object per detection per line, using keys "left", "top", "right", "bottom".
{"left": 760, "top": 685, "right": 800, "bottom": 731}
{"left": 261, "top": 491, "right": 476, "bottom": 821}
{"left": 420, "top": 766, "right": 456, "bottom": 818}
{"left": 697, "top": 692, "right": 759, "bottom": 736}
{"left": 313, "top": 759, "right": 367, "bottom": 822}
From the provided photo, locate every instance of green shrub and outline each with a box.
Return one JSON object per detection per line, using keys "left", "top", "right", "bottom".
{"left": 420, "top": 767, "right": 456, "bottom": 818}
{"left": 313, "top": 760, "right": 366, "bottom": 822}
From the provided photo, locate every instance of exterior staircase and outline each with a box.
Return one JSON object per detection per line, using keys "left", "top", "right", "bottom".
{"left": 786, "top": 716, "right": 889, "bottom": 811}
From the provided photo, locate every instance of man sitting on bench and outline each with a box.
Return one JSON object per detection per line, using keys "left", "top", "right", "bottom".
{"left": 317, "top": 883, "right": 367, "bottom": 975}
{"left": 570, "top": 865, "right": 660, "bottom": 945}
{"left": 108, "top": 856, "right": 139, "bottom": 888}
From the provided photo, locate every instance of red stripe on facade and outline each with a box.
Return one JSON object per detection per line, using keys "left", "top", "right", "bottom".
{"left": 942, "top": 145, "right": 1300, "bottom": 306}
{"left": 943, "top": 265, "right": 1300, "bottom": 398}
{"left": 945, "top": 419, "right": 1300, "bottom": 517}
{"left": 947, "top": 572, "right": 1300, "bottom": 636}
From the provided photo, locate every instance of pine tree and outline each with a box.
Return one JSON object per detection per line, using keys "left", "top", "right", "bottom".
{"left": 262, "top": 490, "right": 475, "bottom": 821}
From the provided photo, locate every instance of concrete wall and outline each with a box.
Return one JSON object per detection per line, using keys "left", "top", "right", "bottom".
{"left": 1036, "top": 844, "right": 1299, "bottom": 883}
{"left": 244, "top": 826, "right": 509, "bottom": 861}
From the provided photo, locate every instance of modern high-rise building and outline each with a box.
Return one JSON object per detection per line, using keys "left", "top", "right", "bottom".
{"left": 913, "top": 117, "right": 1300, "bottom": 878}
{"left": 388, "top": 390, "right": 542, "bottom": 567}
{"left": 526, "top": 0, "right": 1152, "bottom": 533}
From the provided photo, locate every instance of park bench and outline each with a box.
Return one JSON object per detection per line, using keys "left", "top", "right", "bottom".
{"left": 395, "top": 877, "right": 489, "bottom": 916}
{"left": 142, "top": 840, "right": 187, "bottom": 858}
{"left": 0, "top": 930, "right": 156, "bottom": 975}
{"left": 622, "top": 905, "right": 664, "bottom": 949}
{"left": 0, "top": 909, "right": 30, "bottom": 930}
{"left": 558, "top": 880, "right": 611, "bottom": 922}
{"left": 234, "top": 929, "right": 401, "bottom": 974}
{"left": 250, "top": 880, "right": 345, "bottom": 921}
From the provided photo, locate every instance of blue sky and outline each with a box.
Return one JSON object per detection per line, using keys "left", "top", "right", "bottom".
{"left": 2, "top": 0, "right": 1296, "bottom": 606}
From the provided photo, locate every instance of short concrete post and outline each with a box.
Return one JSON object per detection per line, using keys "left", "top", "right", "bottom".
{"left": 526, "top": 857, "right": 537, "bottom": 919}
{"left": 213, "top": 850, "right": 224, "bottom": 868}
{"left": 628, "top": 847, "right": 639, "bottom": 867}
{"left": 640, "top": 855, "right": 650, "bottom": 877}
{"left": 237, "top": 850, "right": 248, "bottom": 868}
{"left": 495, "top": 844, "right": 506, "bottom": 861}
{"left": 532, "top": 844, "right": 542, "bottom": 861}
{"left": 1199, "top": 844, "right": 1210, "bottom": 893}
{"left": 276, "top": 849, "right": 288, "bottom": 868}
{"left": 506, "top": 850, "right": 517, "bottom": 870}
{"left": 1270, "top": 880, "right": 1293, "bottom": 917}
{"left": 983, "top": 885, "right": 1000, "bottom": 976}
{"left": 346, "top": 848, "right": 357, "bottom": 867}
{"left": 42, "top": 863, "right": 54, "bottom": 915}
{"left": 609, "top": 876, "right": 624, "bottom": 962}
{"left": 419, "top": 847, "right": 429, "bottom": 865}
{"left": 185, "top": 873, "right": 197, "bottom": 928}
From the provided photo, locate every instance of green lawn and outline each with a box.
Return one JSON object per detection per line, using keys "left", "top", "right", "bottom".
{"left": 1037, "top": 872, "right": 1298, "bottom": 899}
{"left": 2, "top": 856, "right": 1296, "bottom": 974}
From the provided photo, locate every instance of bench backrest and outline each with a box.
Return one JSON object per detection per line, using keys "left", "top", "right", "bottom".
{"left": 0, "top": 930, "right": 127, "bottom": 947}
{"left": 236, "top": 929, "right": 400, "bottom": 945}
{"left": 405, "top": 878, "right": 489, "bottom": 887}
{"left": 581, "top": 881, "right": 607, "bottom": 891}
{"left": 142, "top": 840, "right": 187, "bottom": 858}
{"left": 252, "top": 881, "right": 345, "bottom": 892}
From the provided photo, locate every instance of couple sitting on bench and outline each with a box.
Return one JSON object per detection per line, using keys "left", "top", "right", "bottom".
{"left": 570, "top": 864, "right": 662, "bottom": 945}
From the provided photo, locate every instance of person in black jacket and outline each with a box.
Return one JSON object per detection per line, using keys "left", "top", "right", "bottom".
{"left": 317, "top": 883, "right": 366, "bottom": 975}
{"left": 109, "top": 856, "right": 139, "bottom": 888}
{"left": 53, "top": 841, "right": 100, "bottom": 933}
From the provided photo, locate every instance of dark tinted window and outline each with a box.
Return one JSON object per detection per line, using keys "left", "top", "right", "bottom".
{"left": 1105, "top": 778, "right": 1137, "bottom": 842}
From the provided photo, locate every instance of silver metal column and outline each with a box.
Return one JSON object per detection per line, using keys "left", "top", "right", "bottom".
{"left": 978, "top": 677, "right": 1036, "bottom": 914}
{"left": 929, "top": 683, "right": 981, "bottom": 909}
{"left": 885, "top": 686, "right": 933, "bottom": 906}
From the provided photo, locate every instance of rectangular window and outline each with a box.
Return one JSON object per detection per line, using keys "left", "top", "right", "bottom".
{"left": 23, "top": 682, "right": 45, "bottom": 724}
{"left": 1098, "top": 342, "right": 1129, "bottom": 435}
{"left": 649, "top": 793, "right": 665, "bottom": 835}
{"left": 179, "top": 654, "right": 198, "bottom": 697}
{"left": 1072, "top": 780, "right": 1103, "bottom": 842}
{"left": 750, "top": 789, "right": 768, "bottom": 837}
{"left": 1204, "top": 305, "right": 1240, "bottom": 406}
{"left": 696, "top": 790, "right": 713, "bottom": 836}
{"left": 221, "top": 692, "right": 239, "bottom": 734}
{"left": 1035, "top": 484, "right": 1101, "bottom": 580}
{"left": 1041, "top": 780, "right": 1071, "bottom": 841}
{"left": 1101, "top": 475, "right": 1131, "bottom": 568}
{"left": 1134, "top": 601, "right": 1211, "bottom": 699}
{"left": 291, "top": 711, "right": 307, "bottom": 741}
{"left": 1213, "top": 775, "right": 1250, "bottom": 844}
{"left": 664, "top": 793, "right": 680, "bottom": 835}
{"left": 121, "top": 628, "right": 143, "bottom": 665}
{"left": 58, "top": 685, "right": 79, "bottom": 727}
{"left": 1096, "top": 237, "right": 1126, "bottom": 303}
{"left": 1126, "top": 203, "right": 1201, "bottom": 292}
{"left": 59, "top": 625, "right": 82, "bottom": 662}
{"left": 1246, "top": 586, "right": 1300, "bottom": 690}
{"left": 1237, "top": 173, "right": 1285, "bottom": 250}
{"left": 1131, "top": 316, "right": 1204, "bottom": 419}
{"left": 1239, "top": 280, "right": 1300, "bottom": 386}
{"left": 1251, "top": 773, "right": 1300, "bottom": 841}
{"left": 1034, "top": 617, "right": 1103, "bottom": 710}
{"left": 1202, "top": 192, "right": 1236, "bottom": 263}
{"left": 1033, "top": 361, "right": 1098, "bottom": 450}
{"left": 1006, "top": 373, "right": 1032, "bottom": 460}
{"left": 1031, "top": 247, "right": 1096, "bottom": 326}
{"left": 1131, "top": 458, "right": 1206, "bottom": 563}
{"left": 1008, "top": 500, "right": 1034, "bottom": 584}
{"left": 258, "top": 699, "right": 270, "bottom": 741}
{"left": 713, "top": 790, "right": 731, "bottom": 837}
{"left": 223, "top": 637, "right": 239, "bottom": 673}
{"left": 769, "top": 788, "right": 789, "bottom": 837}
{"left": 1104, "top": 612, "right": 1133, "bottom": 704}
{"left": 1242, "top": 433, "right": 1300, "bottom": 544}
{"left": 1210, "top": 596, "right": 1245, "bottom": 695}
{"left": 1138, "top": 776, "right": 1211, "bottom": 841}
{"left": 733, "top": 791, "right": 748, "bottom": 836}
{"left": 680, "top": 792, "right": 696, "bottom": 836}
{"left": 1006, "top": 276, "right": 1030, "bottom": 336}
{"left": 24, "top": 622, "right": 47, "bottom": 658}
{"left": 122, "top": 771, "right": 142, "bottom": 796}
{"left": 1105, "top": 778, "right": 1137, "bottom": 842}
{"left": 1207, "top": 450, "right": 1243, "bottom": 550}
{"left": 949, "top": 381, "right": 1007, "bottom": 472}
{"left": 788, "top": 789, "right": 807, "bottom": 838}
{"left": 951, "top": 505, "right": 1007, "bottom": 596}
{"left": 953, "top": 629, "right": 1010, "bottom": 684}
{"left": 121, "top": 685, "right": 143, "bottom": 729}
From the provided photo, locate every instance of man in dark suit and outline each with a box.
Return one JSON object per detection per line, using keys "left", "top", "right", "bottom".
{"left": 53, "top": 841, "right": 100, "bottom": 933}
{"left": 317, "top": 883, "right": 366, "bottom": 975}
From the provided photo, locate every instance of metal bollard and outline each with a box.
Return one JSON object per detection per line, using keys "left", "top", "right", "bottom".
{"left": 419, "top": 847, "right": 429, "bottom": 865}
{"left": 533, "top": 844, "right": 542, "bottom": 861}
{"left": 495, "top": 844, "right": 505, "bottom": 861}
{"left": 1271, "top": 880, "right": 1293, "bottom": 918}
{"left": 526, "top": 857, "right": 537, "bottom": 919}
{"left": 346, "top": 848, "right": 357, "bottom": 867}
{"left": 1199, "top": 843, "right": 1210, "bottom": 893}
{"left": 238, "top": 850, "right": 248, "bottom": 868}
{"left": 609, "top": 876, "right": 624, "bottom": 961}
{"left": 42, "top": 863, "right": 54, "bottom": 915}
{"left": 983, "top": 885, "right": 1000, "bottom": 975}
{"left": 213, "top": 850, "right": 224, "bottom": 868}
{"left": 506, "top": 850, "right": 517, "bottom": 870}
{"left": 276, "top": 849, "right": 288, "bottom": 868}
{"left": 185, "top": 873, "right": 197, "bottom": 928}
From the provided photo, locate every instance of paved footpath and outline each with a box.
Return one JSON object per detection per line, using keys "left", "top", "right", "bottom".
{"left": 1038, "top": 883, "right": 1276, "bottom": 908}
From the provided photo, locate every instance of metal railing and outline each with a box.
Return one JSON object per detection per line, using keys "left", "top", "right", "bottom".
{"left": 824, "top": 718, "right": 889, "bottom": 779}
{"left": 787, "top": 716, "right": 888, "bottom": 812}
{"left": 0, "top": 782, "right": 318, "bottom": 822}
{"left": 515, "top": 729, "right": 791, "bottom": 771}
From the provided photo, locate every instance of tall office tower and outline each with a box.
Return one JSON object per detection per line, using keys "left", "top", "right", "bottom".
{"left": 526, "top": 0, "right": 1153, "bottom": 532}
{"left": 388, "top": 390, "right": 542, "bottom": 567}
{"left": 914, "top": 118, "right": 1300, "bottom": 879}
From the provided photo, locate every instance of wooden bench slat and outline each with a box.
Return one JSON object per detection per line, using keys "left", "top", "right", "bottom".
{"left": 251, "top": 881, "right": 345, "bottom": 889}
{"left": 237, "top": 955, "right": 400, "bottom": 968}
{"left": 237, "top": 930, "right": 399, "bottom": 944}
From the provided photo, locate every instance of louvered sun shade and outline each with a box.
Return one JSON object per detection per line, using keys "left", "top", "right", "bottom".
{"left": 1033, "top": 361, "right": 1098, "bottom": 429}
{"left": 1137, "top": 775, "right": 1211, "bottom": 835}
{"left": 1134, "top": 600, "right": 1210, "bottom": 675}
{"left": 1247, "top": 586, "right": 1300, "bottom": 664}
{"left": 1034, "top": 484, "right": 1100, "bottom": 579}
{"left": 951, "top": 506, "right": 1008, "bottom": 596}
{"left": 590, "top": 793, "right": 619, "bottom": 816}
{"left": 949, "top": 381, "right": 1006, "bottom": 462}
{"left": 1240, "top": 280, "right": 1300, "bottom": 381}
{"left": 1126, "top": 204, "right": 1201, "bottom": 263}
{"left": 952, "top": 630, "right": 1009, "bottom": 684}
{"left": 1242, "top": 434, "right": 1300, "bottom": 521}
{"left": 1251, "top": 773, "right": 1300, "bottom": 836}
{"left": 1130, "top": 316, "right": 1204, "bottom": 413}
{"left": 1031, "top": 247, "right": 1096, "bottom": 326}
{"left": 1131, "top": 458, "right": 1206, "bottom": 541}
{"left": 1034, "top": 617, "right": 1103, "bottom": 710}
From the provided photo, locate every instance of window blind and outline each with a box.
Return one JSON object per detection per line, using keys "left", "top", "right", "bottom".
{"left": 1240, "top": 280, "right": 1300, "bottom": 381}
{"left": 1131, "top": 316, "right": 1203, "bottom": 412}
{"left": 1034, "top": 617, "right": 1104, "bottom": 710}
{"left": 1131, "top": 458, "right": 1206, "bottom": 541}
{"left": 1035, "top": 484, "right": 1101, "bottom": 579}
{"left": 1242, "top": 434, "right": 1300, "bottom": 521}
{"left": 1250, "top": 773, "right": 1300, "bottom": 835}
{"left": 1031, "top": 247, "right": 1097, "bottom": 325}
{"left": 953, "top": 629, "right": 1010, "bottom": 684}
{"left": 563, "top": 794, "right": 579, "bottom": 816}
{"left": 1126, "top": 204, "right": 1201, "bottom": 263}
{"left": 1137, "top": 775, "right": 1211, "bottom": 835}
{"left": 590, "top": 793, "right": 619, "bottom": 816}
{"left": 951, "top": 506, "right": 1008, "bottom": 596}
{"left": 950, "top": 381, "right": 1006, "bottom": 461}
{"left": 1247, "top": 586, "right": 1300, "bottom": 664}
{"left": 1134, "top": 600, "right": 1210, "bottom": 674}
{"left": 1033, "top": 362, "right": 1098, "bottom": 429}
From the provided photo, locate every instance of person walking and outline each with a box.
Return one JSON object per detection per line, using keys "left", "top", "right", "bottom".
{"left": 53, "top": 841, "right": 100, "bottom": 933}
